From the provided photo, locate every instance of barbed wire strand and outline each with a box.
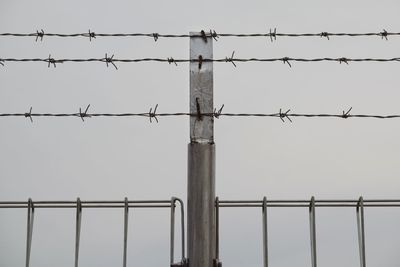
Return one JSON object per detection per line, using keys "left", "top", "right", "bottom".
{"left": 1, "top": 105, "right": 400, "bottom": 123}
{"left": 1, "top": 29, "right": 399, "bottom": 42}
{"left": 1, "top": 55, "right": 400, "bottom": 68}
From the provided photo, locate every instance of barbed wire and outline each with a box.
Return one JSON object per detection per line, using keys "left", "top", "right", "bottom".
{"left": 1, "top": 29, "right": 399, "bottom": 42}
{"left": 1, "top": 54, "right": 400, "bottom": 69}
{"left": 1, "top": 105, "right": 400, "bottom": 123}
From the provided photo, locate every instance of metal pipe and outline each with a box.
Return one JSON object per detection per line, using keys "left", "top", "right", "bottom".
{"left": 309, "top": 196, "right": 317, "bottom": 267}
{"left": 262, "top": 197, "right": 268, "bottom": 267}
{"left": 215, "top": 197, "right": 220, "bottom": 261}
{"left": 75, "top": 198, "right": 82, "bottom": 267}
{"left": 123, "top": 197, "right": 129, "bottom": 267}
{"left": 188, "top": 143, "right": 216, "bottom": 267}
{"left": 25, "top": 198, "right": 34, "bottom": 267}
{"left": 357, "top": 197, "right": 366, "bottom": 267}
{"left": 170, "top": 197, "right": 176, "bottom": 265}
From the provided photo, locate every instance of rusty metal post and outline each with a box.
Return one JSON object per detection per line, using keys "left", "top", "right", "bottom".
{"left": 188, "top": 31, "right": 216, "bottom": 267}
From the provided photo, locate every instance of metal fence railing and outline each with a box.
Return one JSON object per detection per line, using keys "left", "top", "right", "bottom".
{"left": 0, "top": 197, "right": 186, "bottom": 267}
{"left": 215, "top": 197, "right": 400, "bottom": 267}
{"left": 2, "top": 197, "right": 400, "bottom": 266}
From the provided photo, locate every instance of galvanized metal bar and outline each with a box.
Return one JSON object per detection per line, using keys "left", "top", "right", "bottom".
{"left": 123, "top": 197, "right": 129, "bottom": 267}
{"left": 188, "top": 31, "right": 216, "bottom": 267}
{"left": 215, "top": 197, "right": 220, "bottom": 261}
{"left": 357, "top": 196, "right": 366, "bottom": 267}
{"left": 25, "top": 198, "right": 34, "bottom": 267}
{"left": 171, "top": 197, "right": 187, "bottom": 266}
{"left": 309, "top": 196, "right": 317, "bottom": 267}
{"left": 170, "top": 197, "right": 176, "bottom": 265}
{"left": 2, "top": 198, "right": 400, "bottom": 206}
{"left": 262, "top": 197, "right": 268, "bottom": 267}
{"left": 175, "top": 197, "right": 186, "bottom": 263}
{"left": 188, "top": 143, "right": 216, "bottom": 267}
{"left": 75, "top": 198, "right": 82, "bottom": 267}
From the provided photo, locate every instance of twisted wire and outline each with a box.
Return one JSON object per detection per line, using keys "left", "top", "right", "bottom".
{"left": 1, "top": 105, "right": 400, "bottom": 123}
{"left": 1, "top": 29, "right": 399, "bottom": 41}
{"left": 1, "top": 55, "right": 400, "bottom": 69}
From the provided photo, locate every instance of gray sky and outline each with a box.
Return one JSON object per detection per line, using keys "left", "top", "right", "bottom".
{"left": 1, "top": 0, "right": 400, "bottom": 266}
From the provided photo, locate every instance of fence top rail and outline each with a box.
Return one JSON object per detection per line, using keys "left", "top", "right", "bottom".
{"left": 218, "top": 199, "right": 400, "bottom": 208}
{"left": 0, "top": 199, "right": 182, "bottom": 209}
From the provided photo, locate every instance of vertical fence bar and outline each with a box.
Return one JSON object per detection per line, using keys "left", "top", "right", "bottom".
{"left": 215, "top": 197, "right": 220, "bottom": 263}
{"left": 262, "top": 197, "right": 268, "bottom": 267}
{"left": 176, "top": 198, "right": 186, "bottom": 264}
{"left": 357, "top": 196, "right": 366, "bottom": 267}
{"left": 171, "top": 197, "right": 176, "bottom": 265}
{"left": 309, "top": 196, "right": 317, "bottom": 267}
{"left": 25, "top": 198, "right": 34, "bottom": 267}
{"left": 188, "top": 31, "right": 216, "bottom": 267}
{"left": 75, "top": 198, "right": 82, "bottom": 267}
{"left": 123, "top": 197, "right": 129, "bottom": 267}
{"left": 171, "top": 197, "right": 187, "bottom": 266}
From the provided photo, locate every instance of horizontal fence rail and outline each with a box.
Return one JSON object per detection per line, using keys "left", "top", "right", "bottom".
{"left": 215, "top": 197, "right": 400, "bottom": 267}
{"left": 1, "top": 29, "right": 400, "bottom": 42}
{"left": 0, "top": 198, "right": 186, "bottom": 267}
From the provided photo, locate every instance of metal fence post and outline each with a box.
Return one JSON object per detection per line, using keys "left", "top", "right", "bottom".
{"left": 188, "top": 31, "right": 216, "bottom": 267}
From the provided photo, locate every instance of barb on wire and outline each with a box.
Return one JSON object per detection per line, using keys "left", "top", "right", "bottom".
{"left": 380, "top": 29, "right": 388, "bottom": 40}
{"left": 214, "top": 104, "right": 224, "bottom": 119}
{"left": 2, "top": 29, "right": 400, "bottom": 41}
{"left": 279, "top": 109, "right": 292, "bottom": 123}
{"left": 148, "top": 104, "right": 159, "bottom": 123}
{"left": 152, "top": 33, "right": 159, "bottom": 42}
{"left": 79, "top": 104, "right": 91, "bottom": 122}
{"left": 103, "top": 53, "right": 118, "bottom": 70}
{"left": 320, "top": 32, "right": 330, "bottom": 40}
{"left": 282, "top": 57, "right": 292, "bottom": 67}
{"left": 87, "top": 30, "right": 96, "bottom": 41}
{"left": 25, "top": 107, "right": 33, "bottom": 123}
{"left": 0, "top": 59, "right": 4, "bottom": 66}
{"left": 167, "top": 57, "right": 177, "bottom": 66}
{"left": 35, "top": 29, "right": 44, "bottom": 42}
{"left": 342, "top": 107, "right": 352, "bottom": 119}
{"left": 225, "top": 51, "right": 236, "bottom": 67}
{"left": 339, "top": 57, "right": 349, "bottom": 65}
{"left": 210, "top": 30, "right": 219, "bottom": 41}
{"left": 269, "top": 28, "right": 277, "bottom": 42}
{"left": 47, "top": 54, "right": 57, "bottom": 68}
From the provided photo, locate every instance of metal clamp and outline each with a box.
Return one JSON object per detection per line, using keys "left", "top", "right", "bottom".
{"left": 75, "top": 198, "right": 82, "bottom": 267}
{"left": 357, "top": 196, "right": 366, "bottom": 267}
{"left": 170, "top": 197, "right": 186, "bottom": 266}
{"left": 25, "top": 198, "right": 35, "bottom": 267}
{"left": 309, "top": 196, "right": 317, "bottom": 267}
{"left": 123, "top": 197, "right": 129, "bottom": 267}
{"left": 262, "top": 197, "right": 269, "bottom": 267}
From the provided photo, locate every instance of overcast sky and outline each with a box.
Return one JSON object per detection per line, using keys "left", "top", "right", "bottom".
{"left": 1, "top": 0, "right": 400, "bottom": 266}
